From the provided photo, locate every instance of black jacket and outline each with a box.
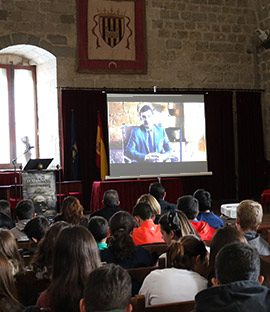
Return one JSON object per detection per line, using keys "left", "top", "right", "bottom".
{"left": 90, "top": 204, "right": 121, "bottom": 221}
{"left": 194, "top": 280, "right": 270, "bottom": 312}
{"left": 158, "top": 199, "right": 177, "bottom": 216}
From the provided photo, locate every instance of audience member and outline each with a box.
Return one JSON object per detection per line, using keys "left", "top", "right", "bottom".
{"left": 139, "top": 234, "right": 208, "bottom": 305}
{"left": 30, "top": 221, "right": 69, "bottom": 280}
{"left": 194, "top": 243, "right": 270, "bottom": 312}
{"left": 177, "top": 195, "right": 216, "bottom": 241}
{"left": 193, "top": 189, "right": 224, "bottom": 229}
{"left": 24, "top": 217, "right": 49, "bottom": 244}
{"left": 132, "top": 203, "right": 164, "bottom": 245}
{"left": 54, "top": 196, "right": 88, "bottom": 227}
{"left": 37, "top": 226, "right": 101, "bottom": 312}
{"left": 149, "top": 182, "right": 177, "bottom": 215}
{"left": 88, "top": 216, "right": 109, "bottom": 251}
{"left": 0, "top": 212, "right": 15, "bottom": 230}
{"left": 11, "top": 199, "right": 35, "bottom": 242}
{"left": 0, "top": 251, "right": 24, "bottom": 312}
{"left": 90, "top": 189, "right": 121, "bottom": 221}
{"left": 159, "top": 209, "right": 198, "bottom": 245}
{"left": 207, "top": 226, "right": 247, "bottom": 286}
{"left": 0, "top": 199, "right": 12, "bottom": 218}
{"left": 80, "top": 264, "right": 132, "bottom": 312}
{"left": 237, "top": 199, "right": 270, "bottom": 255}
{"left": 0, "top": 229, "right": 24, "bottom": 277}
{"left": 101, "top": 211, "right": 154, "bottom": 269}
{"left": 136, "top": 193, "right": 161, "bottom": 223}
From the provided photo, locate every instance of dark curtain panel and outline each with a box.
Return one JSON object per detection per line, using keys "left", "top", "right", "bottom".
{"left": 182, "top": 91, "right": 236, "bottom": 200}
{"left": 236, "top": 91, "right": 266, "bottom": 200}
{"left": 60, "top": 89, "right": 107, "bottom": 210}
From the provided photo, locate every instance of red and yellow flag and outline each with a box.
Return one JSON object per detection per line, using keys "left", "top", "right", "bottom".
{"left": 96, "top": 112, "right": 108, "bottom": 181}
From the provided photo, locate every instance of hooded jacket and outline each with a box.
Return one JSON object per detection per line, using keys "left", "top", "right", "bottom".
{"left": 244, "top": 232, "right": 270, "bottom": 256}
{"left": 194, "top": 280, "right": 270, "bottom": 312}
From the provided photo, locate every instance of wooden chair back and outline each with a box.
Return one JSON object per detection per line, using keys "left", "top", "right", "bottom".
{"left": 131, "top": 295, "right": 195, "bottom": 312}
{"left": 127, "top": 266, "right": 160, "bottom": 284}
{"left": 260, "top": 255, "right": 270, "bottom": 287}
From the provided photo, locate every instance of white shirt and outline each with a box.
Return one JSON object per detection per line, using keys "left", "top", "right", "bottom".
{"left": 139, "top": 268, "right": 207, "bottom": 305}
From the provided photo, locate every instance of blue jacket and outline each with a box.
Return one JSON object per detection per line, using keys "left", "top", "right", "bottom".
{"left": 125, "top": 125, "right": 171, "bottom": 162}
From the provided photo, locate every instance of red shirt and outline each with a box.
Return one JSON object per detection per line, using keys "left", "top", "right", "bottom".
{"left": 190, "top": 220, "right": 216, "bottom": 241}
{"left": 132, "top": 220, "right": 164, "bottom": 245}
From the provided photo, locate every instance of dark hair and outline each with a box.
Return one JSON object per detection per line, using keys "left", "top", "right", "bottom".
{"left": 48, "top": 226, "right": 101, "bottom": 312}
{"left": 139, "top": 105, "right": 153, "bottom": 115}
{"left": 108, "top": 211, "right": 136, "bottom": 262}
{"left": 159, "top": 210, "right": 198, "bottom": 239}
{"left": 103, "top": 189, "right": 119, "bottom": 207}
{"left": 58, "top": 196, "right": 83, "bottom": 225}
{"left": 215, "top": 242, "right": 260, "bottom": 284}
{"left": 15, "top": 199, "right": 35, "bottom": 220}
{"left": 193, "top": 189, "right": 211, "bottom": 212}
{"left": 0, "top": 213, "right": 14, "bottom": 230}
{"left": 0, "top": 252, "right": 24, "bottom": 312}
{"left": 88, "top": 216, "right": 109, "bottom": 242}
{"left": 0, "top": 229, "right": 24, "bottom": 276}
{"left": 32, "top": 221, "right": 69, "bottom": 279}
{"left": 149, "top": 182, "right": 165, "bottom": 200}
{"left": 177, "top": 195, "right": 199, "bottom": 220}
{"left": 208, "top": 226, "right": 247, "bottom": 285}
{"left": 0, "top": 200, "right": 11, "bottom": 217}
{"left": 167, "top": 234, "right": 207, "bottom": 270}
{"left": 133, "top": 203, "right": 153, "bottom": 220}
{"left": 83, "top": 264, "right": 131, "bottom": 312}
{"left": 24, "top": 217, "right": 49, "bottom": 242}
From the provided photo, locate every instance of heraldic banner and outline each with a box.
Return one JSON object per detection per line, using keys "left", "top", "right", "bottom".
{"left": 77, "top": 0, "right": 146, "bottom": 73}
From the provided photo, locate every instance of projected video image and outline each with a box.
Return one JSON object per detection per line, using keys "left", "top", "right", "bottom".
{"left": 107, "top": 95, "right": 207, "bottom": 165}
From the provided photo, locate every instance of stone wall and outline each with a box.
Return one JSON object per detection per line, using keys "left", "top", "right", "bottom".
{"left": 0, "top": 0, "right": 260, "bottom": 89}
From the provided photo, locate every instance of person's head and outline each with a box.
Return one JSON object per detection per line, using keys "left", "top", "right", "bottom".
{"left": 177, "top": 195, "right": 199, "bottom": 220}
{"left": 61, "top": 196, "right": 84, "bottom": 225}
{"left": 137, "top": 194, "right": 161, "bottom": 216}
{"left": 237, "top": 200, "right": 263, "bottom": 232}
{"left": 167, "top": 234, "right": 208, "bottom": 275}
{"left": 88, "top": 216, "right": 109, "bottom": 243}
{"left": 32, "top": 221, "right": 69, "bottom": 277}
{"left": 15, "top": 199, "right": 35, "bottom": 220}
{"left": 0, "top": 251, "right": 22, "bottom": 310}
{"left": 213, "top": 242, "right": 263, "bottom": 286}
{"left": 149, "top": 182, "right": 165, "bottom": 200}
{"left": 159, "top": 210, "right": 198, "bottom": 245}
{"left": 80, "top": 264, "right": 132, "bottom": 312}
{"left": 103, "top": 189, "right": 119, "bottom": 207}
{"left": 24, "top": 216, "right": 49, "bottom": 243}
{"left": 133, "top": 203, "right": 153, "bottom": 225}
{"left": 0, "top": 212, "right": 14, "bottom": 230}
{"left": 49, "top": 225, "right": 101, "bottom": 312}
{"left": 108, "top": 211, "right": 136, "bottom": 262}
{"left": 139, "top": 105, "right": 154, "bottom": 130}
{"left": 0, "top": 200, "right": 11, "bottom": 217}
{"left": 193, "top": 189, "right": 211, "bottom": 212}
{"left": 208, "top": 226, "right": 247, "bottom": 285}
{"left": 0, "top": 229, "right": 24, "bottom": 275}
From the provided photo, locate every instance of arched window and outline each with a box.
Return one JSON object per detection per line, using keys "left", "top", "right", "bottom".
{"left": 0, "top": 45, "right": 59, "bottom": 169}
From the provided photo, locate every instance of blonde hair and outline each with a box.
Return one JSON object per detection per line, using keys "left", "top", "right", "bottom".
{"left": 237, "top": 200, "right": 263, "bottom": 231}
{"left": 137, "top": 194, "right": 161, "bottom": 215}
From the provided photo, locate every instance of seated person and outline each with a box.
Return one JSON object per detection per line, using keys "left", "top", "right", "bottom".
{"left": 88, "top": 216, "right": 109, "bottom": 251}
{"left": 132, "top": 203, "right": 164, "bottom": 245}
{"left": 139, "top": 235, "right": 208, "bottom": 305}
{"left": 0, "top": 212, "right": 15, "bottom": 230}
{"left": 80, "top": 264, "right": 132, "bottom": 312}
{"left": 237, "top": 200, "right": 270, "bottom": 255}
{"left": 149, "top": 182, "right": 177, "bottom": 216}
{"left": 136, "top": 193, "right": 161, "bottom": 224}
{"left": 11, "top": 199, "right": 35, "bottom": 242}
{"left": 177, "top": 195, "right": 216, "bottom": 241}
{"left": 24, "top": 217, "right": 49, "bottom": 244}
{"left": 125, "top": 105, "right": 172, "bottom": 163}
{"left": 90, "top": 189, "right": 121, "bottom": 221}
{"left": 194, "top": 243, "right": 270, "bottom": 312}
{"left": 193, "top": 189, "right": 224, "bottom": 229}
{"left": 0, "top": 199, "right": 12, "bottom": 218}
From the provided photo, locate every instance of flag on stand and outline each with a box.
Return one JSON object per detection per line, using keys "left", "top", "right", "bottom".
{"left": 96, "top": 112, "right": 108, "bottom": 181}
{"left": 71, "top": 110, "right": 80, "bottom": 180}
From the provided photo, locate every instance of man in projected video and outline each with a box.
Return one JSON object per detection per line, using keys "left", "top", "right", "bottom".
{"left": 125, "top": 105, "right": 172, "bottom": 162}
